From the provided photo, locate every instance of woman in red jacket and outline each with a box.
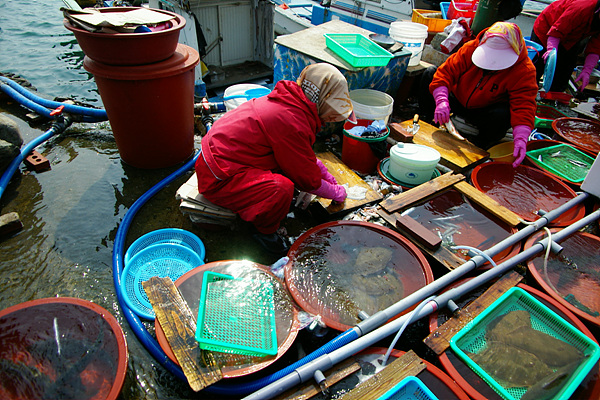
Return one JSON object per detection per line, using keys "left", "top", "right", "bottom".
{"left": 195, "top": 63, "right": 355, "bottom": 254}
{"left": 532, "top": 0, "right": 600, "bottom": 92}
{"left": 418, "top": 22, "right": 537, "bottom": 167}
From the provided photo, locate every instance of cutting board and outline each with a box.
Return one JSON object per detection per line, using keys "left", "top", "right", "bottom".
{"left": 397, "top": 119, "right": 489, "bottom": 171}
{"left": 315, "top": 152, "right": 383, "bottom": 214}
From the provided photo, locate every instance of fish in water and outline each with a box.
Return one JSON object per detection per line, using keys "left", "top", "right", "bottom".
{"left": 521, "top": 358, "right": 585, "bottom": 400}
{"left": 486, "top": 310, "right": 583, "bottom": 367}
{"left": 467, "top": 341, "right": 554, "bottom": 387}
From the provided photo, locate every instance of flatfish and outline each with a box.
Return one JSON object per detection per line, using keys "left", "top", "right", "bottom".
{"left": 354, "top": 247, "right": 393, "bottom": 276}
{"left": 467, "top": 341, "right": 554, "bottom": 387}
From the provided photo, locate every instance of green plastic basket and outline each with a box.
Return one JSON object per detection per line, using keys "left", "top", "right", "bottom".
{"left": 534, "top": 103, "right": 569, "bottom": 129}
{"left": 450, "top": 287, "right": 600, "bottom": 400}
{"left": 377, "top": 376, "right": 439, "bottom": 400}
{"left": 324, "top": 33, "right": 393, "bottom": 68}
{"left": 195, "top": 271, "right": 277, "bottom": 357}
{"left": 526, "top": 143, "right": 594, "bottom": 183}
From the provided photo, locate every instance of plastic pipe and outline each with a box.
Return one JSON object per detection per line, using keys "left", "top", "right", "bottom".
{"left": 0, "top": 76, "right": 107, "bottom": 121}
{"left": 0, "top": 82, "right": 54, "bottom": 118}
{"left": 0, "top": 116, "right": 71, "bottom": 200}
{"left": 246, "top": 205, "right": 600, "bottom": 400}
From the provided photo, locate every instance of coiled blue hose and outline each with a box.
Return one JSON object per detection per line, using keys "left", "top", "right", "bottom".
{"left": 0, "top": 76, "right": 107, "bottom": 122}
{"left": 110, "top": 148, "right": 361, "bottom": 396}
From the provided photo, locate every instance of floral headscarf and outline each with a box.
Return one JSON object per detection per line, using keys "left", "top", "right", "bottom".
{"left": 296, "top": 63, "right": 354, "bottom": 122}
{"left": 482, "top": 22, "right": 525, "bottom": 56}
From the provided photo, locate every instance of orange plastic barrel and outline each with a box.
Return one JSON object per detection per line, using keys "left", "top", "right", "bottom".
{"left": 84, "top": 43, "right": 199, "bottom": 169}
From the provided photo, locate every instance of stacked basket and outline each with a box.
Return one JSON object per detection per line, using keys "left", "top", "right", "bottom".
{"left": 120, "top": 228, "right": 205, "bottom": 319}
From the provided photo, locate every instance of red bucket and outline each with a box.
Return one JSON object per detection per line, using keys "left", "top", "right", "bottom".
{"left": 342, "top": 119, "right": 389, "bottom": 175}
{"left": 84, "top": 43, "right": 199, "bottom": 169}
{"left": 64, "top": 7, "right": 185, "bottom": 66}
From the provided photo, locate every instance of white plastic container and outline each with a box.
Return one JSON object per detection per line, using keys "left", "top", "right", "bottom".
{"left": 349, "top": 89, "right": 394, "bottom": 124}
{"left": 389, "top": 143, "right": 441, "bottom": 185}
{"left": 389, "top": 21, "right": 428, "bottom": 66}
{"left": 223, "top": 83, "right": 270, "bottom": 111}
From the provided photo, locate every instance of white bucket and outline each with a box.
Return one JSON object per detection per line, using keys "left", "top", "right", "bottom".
{"left": 389, "top": 143, "right": 440, "bottom": 185}
{"left": 349, "top": 89, "right": 394, "bottom": 124}
{"left": 223, "top": 83, "right": 270, "bottom": 111}
{"left": 389, "top": 21, "right": 428, "bottom": 66}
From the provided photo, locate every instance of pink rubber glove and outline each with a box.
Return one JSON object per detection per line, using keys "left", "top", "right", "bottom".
{"left": 575, "top": 53, "right": 600, "bottom": 92}
{"left": 316, "top": 158, "right": 337, "bottom": 184}
{"left": 310, "top": 179, "right": 347, "bottom": 202}
{"left": 433, "top": 86, "right": 450, "bottom": 125}
{"left": 512, "top": 125, "right": 530, "bottom": 168}
{"left": 543, "top": 36, "right": 560, "bottom": 62}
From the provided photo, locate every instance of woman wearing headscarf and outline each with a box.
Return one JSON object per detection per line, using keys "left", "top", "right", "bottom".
{"left": 195, "top": 63, "right": 355, "bottom": 254}
{"left": 532, "top": 0, "right": 600, "bottom": 93}
{"left": 418, "top": 22, "right": 537, "bottom": 167}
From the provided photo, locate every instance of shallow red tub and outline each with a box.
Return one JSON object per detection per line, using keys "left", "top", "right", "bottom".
{"left": 155, "top": 260, "right": 300, "bottom": 378}
{"left": 470, "top": 161, "right": 586, "bottom": 227}
{"left": 0, "top": 297, "right": 128, "bottom": 400}
{"left": 285, "top": 221, "right": 433, "bottom": 332}
{"left": 428, "top": 280, "right": 600, "bottom": 400}
{"left": 524, "top": 228, "right": 600, "bottom": 329}
{"left": 552, "top": 117, "right": 600, "bottom": 155}
{"left": 64, "top": 7, "right": 185, "bottom": 66}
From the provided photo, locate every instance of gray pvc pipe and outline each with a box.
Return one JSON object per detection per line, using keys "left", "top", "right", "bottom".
{"left": 354, "top": 192, "right": 590, "bottom": 335}
{"left": 245, "top": 194, "right": 597, "bottom": 400}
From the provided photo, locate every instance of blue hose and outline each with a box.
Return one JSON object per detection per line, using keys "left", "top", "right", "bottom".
{"left": 0, "top": 76, "right": 107, "bottom": 122}
{"left": 0, "top": 122, "right": 64, "bottom": 199}
{"left": 110, "top": 149, "right": 362, "bottom": 396}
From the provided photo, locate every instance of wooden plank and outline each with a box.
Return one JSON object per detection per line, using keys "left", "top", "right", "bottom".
{"left": 399, "top": 119, "right": 489, "bottom": 171}
{"left": 377, "top": 208, "right": 465, "bottom": 270}
{"left": 273, "top": 358, "right": 361, "bottom": 400}
{"left": 395, "top": 214, "right": 441, "bottom": 250}
{"left": 316, "top": 152, "right": 383, "bottom": 214}
{"left": 423, "top": 271, "right": 524, "bottom": 355}
{"left": 380, "top": 172, "right": 465, "bottom": 214}
{"left": 143, "top": 277, "right": 222, "bottom": 391}
{"left": 340, "top": 350, "right": 426, "bottom": 400}
{"left": 453, "top": 180, "right": 522, "bottom": 227}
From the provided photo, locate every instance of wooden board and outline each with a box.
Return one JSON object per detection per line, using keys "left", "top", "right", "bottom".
{"left": 316, "top": 152, "right": 383, "bottom": 214}
{"left": 339, "top": 350, "right": 426, "bottom": 400}
{"left": 453, "top": 181, "right": 522, "bottom": 227}
{"left": 423, "top": 271, "right": 524, "bottom": 355}
{"left": 380, "top": 171, "right": 465, "bottom": 214}
{"left": 273, "top": 358, "right": 361, "bottom": 400}
{"left": 397, "top": 119, "right": 489, "bottom": 171}
{"left": 143, "top": 277, "right": 222, "bottom": 391}
{"left": 377, "top": 207, "right": 465, "bottom": 270}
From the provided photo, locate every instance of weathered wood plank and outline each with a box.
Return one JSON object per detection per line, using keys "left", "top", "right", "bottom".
{"left": 377, "top": 208, "right": 465, "bottom": 270}
{"left": 143, "top": 277, "right": 222, "bottom": 391}
{"left": 423, "top": 271, "right": 524, "bottom": 355}
{"left": 454, "top": 180, "right": 522, "bottom": 227}
{"left": 273, "top": 358, "right": 361, "bottom": 400}
{"left": 380, "top": 172, "right": 465, "bottom": 214}
{"left": 315, "top": 152, "right": 383, "bottom": 214}
{"left": 339, "top": 350, "right": 426, "bottom": 400}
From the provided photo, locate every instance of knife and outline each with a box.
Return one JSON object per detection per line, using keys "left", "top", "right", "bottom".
{"left": 410, "top": 114, "right": 420, "bottom": 134}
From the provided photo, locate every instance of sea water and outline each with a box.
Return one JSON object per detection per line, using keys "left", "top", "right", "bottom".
{"left": 0, "top": 1, "right": 277, "bottom": 398}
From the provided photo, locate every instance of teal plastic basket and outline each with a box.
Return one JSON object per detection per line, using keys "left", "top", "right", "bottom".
{"left": 120, "top": 243, "right": 203, "bottom": 320}
{"left": 195, "top": 271, "right": 277, "bottom": 357}
{"left": 124, "top": 228, "right": 205, "bottom": 264}
{"left": 450, "top": 287, "right": 600, "bottom": 400}
{"left": 324, "top": 33, "right": 393, "bottom": 68}
{"left": 526, "top": 143, "right": 594, "bottom": 183}
{"left": 378, "top": 376, "right": 439, "bottom": 400}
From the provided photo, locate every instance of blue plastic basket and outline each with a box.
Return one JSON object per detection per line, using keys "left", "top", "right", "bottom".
{"left": 440, "top": 2, "right": 450, "bottom": 19}
{"left": 121, "top": 243, "right": 203, "bottom": 319}
{"left": 524, "top": 39, "right": 543, "bottom": 61}
{"left": 378, "top": 376, "right": 439, "bottom": 400}
{"left": 124, "top": 228, "right": 205, "bottom": 264}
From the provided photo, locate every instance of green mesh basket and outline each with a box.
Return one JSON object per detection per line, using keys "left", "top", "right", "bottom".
{"left": 195, "top": 271, "right": 277, "bottom": 357}
{"left": 526, "top": 143, "right": 594, "bottom": 183}
{"left": 450, "top": 287, "right": 600, "bottom": 400}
